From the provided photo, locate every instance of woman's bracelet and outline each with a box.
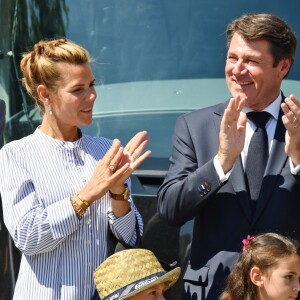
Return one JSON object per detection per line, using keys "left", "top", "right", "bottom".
{"left": 71, "top": 197, "right": 86, "bottom": 217}
{"left": 76, "top": 193, "right": 90, "bottom": 208}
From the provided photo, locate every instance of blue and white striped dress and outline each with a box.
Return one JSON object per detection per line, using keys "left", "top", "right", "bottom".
{"left": 0, "top": 127, "right": 143, "bottom": 300}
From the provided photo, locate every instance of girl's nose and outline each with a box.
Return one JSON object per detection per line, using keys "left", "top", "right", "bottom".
{"left": 294, "top": 280, "right": 300, "bottom": 291}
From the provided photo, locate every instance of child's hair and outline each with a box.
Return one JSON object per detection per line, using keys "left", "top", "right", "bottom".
{"left": 220, "top": 232, "right": 300, "bottom": 300}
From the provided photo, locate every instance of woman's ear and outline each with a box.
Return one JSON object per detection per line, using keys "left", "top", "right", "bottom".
{"left": 250, "top": 266, "right": 264, "bottom": 287}
{"left": 37, "top": 85, "right": 50, "bottom": 104}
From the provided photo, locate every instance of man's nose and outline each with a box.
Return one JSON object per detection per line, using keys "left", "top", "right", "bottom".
{"left": 232, "top": 59, "right": 247, "bottom": 75}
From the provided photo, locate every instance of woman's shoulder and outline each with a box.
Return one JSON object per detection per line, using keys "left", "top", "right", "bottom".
{"left": 0, "top": 134, "right": 36, "bottom": 165}
{"left": 1, "top": 133, "right": 35, "bottom": 152}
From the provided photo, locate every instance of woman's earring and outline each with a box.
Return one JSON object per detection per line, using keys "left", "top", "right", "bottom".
{"left": 49, "top": 104, "right": 53, "bottom": 115}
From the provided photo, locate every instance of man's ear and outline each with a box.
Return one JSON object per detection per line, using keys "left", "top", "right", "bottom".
{"left": 37, "top": 85, "right": 50, "bottom": 104}
{"left": 279, "top": 58, "right": 291, "bottom": 79}
{"left": 250, "top": 266, "right": 264, "bottom": 287}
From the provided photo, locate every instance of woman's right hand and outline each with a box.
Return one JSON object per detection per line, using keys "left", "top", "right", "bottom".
{"left": 77, "top": 131, "right": 151, "bottom": 204}
{"left": 109, "top": 130, "right": 151, "bottom": 194}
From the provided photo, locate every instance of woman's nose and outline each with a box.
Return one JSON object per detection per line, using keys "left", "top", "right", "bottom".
{"left": 88, "top": 87, "right": 97, "bottom": 102}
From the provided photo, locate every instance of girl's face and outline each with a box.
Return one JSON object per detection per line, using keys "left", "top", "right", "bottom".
{"left": 126, "top": 283, "right": 166, "bottom": 300}
{"left": 258, "top": 254, "right": 300, "bottom": 300}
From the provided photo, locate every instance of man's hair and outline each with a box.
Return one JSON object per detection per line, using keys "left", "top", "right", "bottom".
{"left": 226, "top": 13, "right": 297, "bottom": 67}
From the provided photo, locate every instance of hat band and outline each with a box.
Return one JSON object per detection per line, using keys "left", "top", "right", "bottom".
{"left": 104, "top": 271, "right": 166, "bottom": 300}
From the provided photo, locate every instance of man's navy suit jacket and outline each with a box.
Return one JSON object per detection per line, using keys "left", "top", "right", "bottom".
{"left": 158, "top": 98, "right": 300, "bottom": 300}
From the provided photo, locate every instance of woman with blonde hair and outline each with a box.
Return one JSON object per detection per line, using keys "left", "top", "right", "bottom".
{"left": 0, "top": 38, "right": 151, "bottom": 299}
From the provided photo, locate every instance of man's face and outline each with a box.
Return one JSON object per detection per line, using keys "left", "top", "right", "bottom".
{"left": 225, "top": 32, "right": 290, "bottom": 111}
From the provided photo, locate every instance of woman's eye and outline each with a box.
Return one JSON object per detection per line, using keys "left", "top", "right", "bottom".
{"left": 72, "top": 88, "right": 83, "bottom": 93}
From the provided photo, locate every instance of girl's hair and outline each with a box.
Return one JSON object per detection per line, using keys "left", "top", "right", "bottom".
{"left": 220, "top": 232, "right": 300, "bottom": 300}
{"left": 20, "top": 38, "right": 91, "bottom": 113}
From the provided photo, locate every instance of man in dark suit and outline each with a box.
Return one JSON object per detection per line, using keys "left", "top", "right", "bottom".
{"left": 157, "top": 13, "right": 300, "bottom": 299}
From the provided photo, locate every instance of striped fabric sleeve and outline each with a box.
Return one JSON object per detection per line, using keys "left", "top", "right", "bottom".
{"left": 107, "top": 198, "right": 143, "bottom": 246}
{"left": 0, "top": 146, "right": 80, "bottom": 255}
{"left": 47, "top": 197, "right": 82, "bottom": 239}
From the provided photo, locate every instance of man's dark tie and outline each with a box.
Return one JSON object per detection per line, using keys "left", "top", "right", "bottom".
{"left": 245, "top": 111, "right": 271, "bottom": 203}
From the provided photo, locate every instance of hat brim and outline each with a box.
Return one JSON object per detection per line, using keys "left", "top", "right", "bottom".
{"left": 120, "top": 267, "right": 181, "bottom": 299}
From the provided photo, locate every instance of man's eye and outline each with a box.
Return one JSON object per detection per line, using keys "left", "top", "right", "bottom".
{"left": 248, "top": 60, "right": 258, "bottom": 65}
{"left": 227, "top": 57, "right": 237, "bottom": 62}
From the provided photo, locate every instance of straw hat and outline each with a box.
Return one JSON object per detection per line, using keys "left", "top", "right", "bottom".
{"left": 94, "top": 248, "right": 181, "bottom": 300}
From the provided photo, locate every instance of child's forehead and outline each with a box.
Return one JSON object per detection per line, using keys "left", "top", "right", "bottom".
{"left": 267, "top": 254, "right": 300, "bottom": 275}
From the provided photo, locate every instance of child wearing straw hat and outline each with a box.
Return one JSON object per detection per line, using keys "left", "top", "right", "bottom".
{"left": 93, "top": 248, "right": 181, "bottom": 299}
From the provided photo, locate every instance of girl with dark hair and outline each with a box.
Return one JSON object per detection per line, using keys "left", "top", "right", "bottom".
{"left": 220, "top": 232, "right": 300, "bottom": 300}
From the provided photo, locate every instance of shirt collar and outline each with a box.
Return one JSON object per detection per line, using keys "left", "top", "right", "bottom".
{"left": 242, "top": 91, "right": 282, "bottom": 121}
{"left": 35, "top": 126, "right": 84, "bottom": 149}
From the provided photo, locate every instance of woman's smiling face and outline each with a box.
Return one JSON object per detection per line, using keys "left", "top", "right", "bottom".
{"left": 50, "top": 62, "right": 96, "bottom": 128}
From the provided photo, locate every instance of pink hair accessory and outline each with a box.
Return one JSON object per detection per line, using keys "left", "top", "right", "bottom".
{"left": 242, "top": 235, "right": 255, "bottom": 251}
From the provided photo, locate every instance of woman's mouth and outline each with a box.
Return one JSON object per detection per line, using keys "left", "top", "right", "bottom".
{"left": 81, "top": 108, "right": 93, "bottom": 113}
